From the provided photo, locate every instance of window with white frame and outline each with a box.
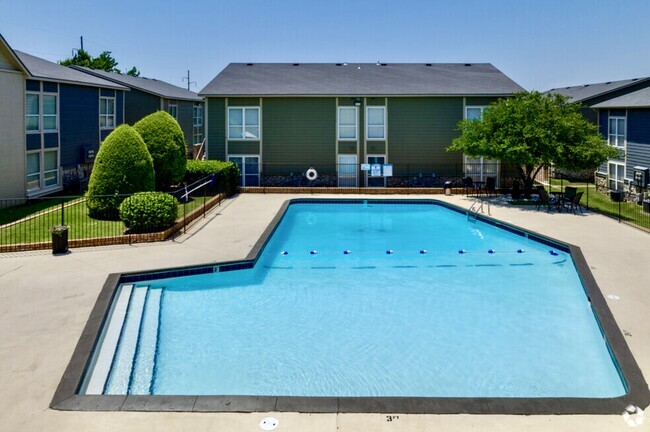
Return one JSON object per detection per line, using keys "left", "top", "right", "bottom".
{"left": 100, "top": 97, "right": 115, "bottom": 129}
{"left": 338, "top": 106, "right": 357, "bottom": 140}
{"left": 168, "top": 102, "right": 178, "bottom": 119}
{"left": 42, "top": 94, "right": 57, "bottom": 131}
{"left": 26, "top": 152, "right": 41, "bottom": 191}
{"left": 366, "top": 106, "right": 385, "bottom": 140}
{"left": 26, "top": 93, "right": 40, "bottom": 132}
{"left": 608, "top": 162, "right": 625, "bottom": 191}
{"left": 193, "top": 104, "right": 203, "bottom": 145}
{"left": 228, "top": 107, "right": 259, "bottom": 140}
{"left": 43, "top": 150, "right": 59, "bottom": 187}
{"left": 463, "top": 106, "right": 498, "bottom": 182}
{"left": 608, "top": 116, "right": 626, "bottom": 148}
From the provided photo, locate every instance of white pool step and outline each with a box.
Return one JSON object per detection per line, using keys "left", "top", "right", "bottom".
{"left": 129, "top": 286, "right": 163, "bottom": 394}
{"left": 84, "top": 284, "right": 134, "bottom": 395}
{"left": 105, "top": 285, "right": 149, "bottom": 394}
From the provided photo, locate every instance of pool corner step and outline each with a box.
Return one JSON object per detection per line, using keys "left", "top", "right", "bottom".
{"left": 129, "top": 286, "right": 164, "bottom": 395}
{"left": 104, "top": 285, "right": 149, "bottom": 394}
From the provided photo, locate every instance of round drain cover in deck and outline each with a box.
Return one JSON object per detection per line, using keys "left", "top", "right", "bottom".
{"left": 260, "top": 417, "right": 279, "bottom": 431}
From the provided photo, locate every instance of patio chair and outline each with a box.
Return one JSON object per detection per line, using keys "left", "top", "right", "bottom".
{"left": 564, "top": 191, "right": 584, "bottom": 214}
{"left": 536, "top": 186, "right": 559, "bottom": 212}
{"left": 561, "top": 186, "right": 577, "bottom": 205}
{"left": 484, "top": 177, "right": 497, "bottom": 197}
{"left": 462, "top": 177, "right": 475, "bottom": 196}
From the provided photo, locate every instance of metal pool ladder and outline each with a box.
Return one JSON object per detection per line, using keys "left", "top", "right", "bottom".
{"left": 467, "top": 198, "right": 491, "bottom": 222}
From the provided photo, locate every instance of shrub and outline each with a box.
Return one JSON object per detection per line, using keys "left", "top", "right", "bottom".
{"left": 134, "top": 111, "right": 187, "bottom": 190}
{"left": 119, "top": 192, "right": 179, "bottom": 232}
{"left": 185, "top": 160, "right": 240, "bottom": 196}
{"left": 86, "top": 125, "right": 155, "bottom": 218}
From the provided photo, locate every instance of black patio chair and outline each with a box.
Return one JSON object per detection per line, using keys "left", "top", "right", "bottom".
{"left": 564, "top": 191, "right": 584, "bottom": 214}
{"left": 462, "top": 177, "right": 475, "bottom": 196}
{"left": 484, "top": 177, "right": 497, "bottom": 197}
{"left": 536, "top": 186, "right": 560, "bottom": 212}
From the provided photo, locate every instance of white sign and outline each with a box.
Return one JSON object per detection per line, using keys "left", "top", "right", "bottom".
{"left": 360, "top": 164, "right": 370, "bottom": 171}
{"left": 382, "top": 164, "right": 393, "bottom": 177}
{"left": 370, "top": 164, "right": 382, "bottom": 177}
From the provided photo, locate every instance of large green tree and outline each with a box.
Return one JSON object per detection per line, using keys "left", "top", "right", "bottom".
{"left": 448, "top": 91, "right": 619, "bottom": 196}
{"left": 60, "top": 49, "right": 140, "bottom": 76}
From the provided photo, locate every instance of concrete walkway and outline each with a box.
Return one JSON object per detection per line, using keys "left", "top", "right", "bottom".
{"left": 0, "top": 193, "right": 648, "bottom": 431}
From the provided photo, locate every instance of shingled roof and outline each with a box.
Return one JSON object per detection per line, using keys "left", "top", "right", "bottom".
{"left": 72, "top": 66, "right": 202, "bottom": 102}
{"left": 547, "top": 77, "right": 650, "bottom": 104}
{"left": 592, "top": 86, "right": 650, "bottom": 108}
{"left": 14, "top": 51, "right": 127, "bottom": 90}
{"left": 199, "top": 63, "right": 524, "bottom": 96}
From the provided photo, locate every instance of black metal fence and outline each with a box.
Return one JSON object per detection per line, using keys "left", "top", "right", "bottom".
{"left": 542, "top": 172, "right": 650, "bottom": 233}
{"left": 0, "top": 175, "right": 226, "bottom": 252}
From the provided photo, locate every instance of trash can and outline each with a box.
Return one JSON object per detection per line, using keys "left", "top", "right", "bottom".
{"left": 444, "top": 181, "right": 453, "bottom": 196}
{"left": 643, "top": 200, "right": 650, "bottom": 213}
{"left": 610, "top": 190, "right": 624, "bottom": 202}
{"left": 50, "top": 225, "right": 69, "bottom": 254}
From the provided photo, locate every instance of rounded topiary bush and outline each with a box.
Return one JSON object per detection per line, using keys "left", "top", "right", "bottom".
{"left": 86, "top": 125, "right": 155, "bottom": 218}
{"left": 119, "top": 192, "right": 179, "bottom": 232}
{"left": 134, "top": 111, "right": 187, "bottom": 190}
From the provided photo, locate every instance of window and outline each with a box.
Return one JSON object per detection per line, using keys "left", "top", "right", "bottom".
{"left": 608, "top": 116, "right": 626, "bottom": 148}
{"left": 228, "top": 107, "right": 259, "bottom": 140}
{"left": 366, "top": 107, "right": 385, "bottom": 140}
{"left": 466, "top": 106, "right": 484, "bottom": 121}
{"left": 338, "top": 106, "right": 357, "bottom": 140}
{"left": 26, "top": 152, "right": 40, "bottom": 190}
{"left": 25, "top": 150, "right": 59, "bottom": 192}
{"left": 463, "top": 106, "right": 498, "bottom": 182}
{"left": 193, "top": 104, "right": 203, "bottom": 127}
{"left": 42, "top": 94, "right": 57, "bottom": 131}
{"left": 26, "top": 93, "right": 40, "bottom": 132}
{"left": 43, "top": 150, "right": 59, "bottom": 187}
{"left": 228, "top": 155, "right": 260, "bottom": 186}
{"left": 608, "top": 162, "right": 625, "bottom": 191}
{"left": 100, "top": 97, "right": 115, "bottom": 129}
{"left": 193, "top": 104, "right": 203, "bottom": 145}
{"left": 168, "top": 102, "right": 178, "bottom": 119}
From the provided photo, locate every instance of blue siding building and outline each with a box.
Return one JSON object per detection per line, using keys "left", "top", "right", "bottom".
{"left": 548, "top": 77, "right": 650, "bottom": 202}
{"left": 14, "top": 51, "right": 128, "bottom": 197}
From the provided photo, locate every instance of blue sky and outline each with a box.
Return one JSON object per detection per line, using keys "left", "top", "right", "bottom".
{"left": 1, "top": 0, "right": 649, "bottom": 92}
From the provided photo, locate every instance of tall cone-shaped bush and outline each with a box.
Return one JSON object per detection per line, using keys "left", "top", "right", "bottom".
{"left": 86, "top": 124, "right": 155, "bottom": 218}
{"left": 134, "top": 111, "right": 187, "bottom": 190}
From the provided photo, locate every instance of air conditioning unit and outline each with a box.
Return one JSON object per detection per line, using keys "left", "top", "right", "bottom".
{"left": 633, "top": 166, "right": 649, "bottom": 187}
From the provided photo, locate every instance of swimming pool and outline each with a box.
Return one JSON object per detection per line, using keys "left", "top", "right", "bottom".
{"left": 56, "top": 199, "right": 649, "bottom": 413}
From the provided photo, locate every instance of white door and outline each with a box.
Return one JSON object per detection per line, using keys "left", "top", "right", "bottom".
{"left": 338, "top": 155, "right": 357, "bottom": 187}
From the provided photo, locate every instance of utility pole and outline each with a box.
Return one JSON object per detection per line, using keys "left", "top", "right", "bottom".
{"left": 80, "top": 36, "right": 84, "bottom": 51}
{"left": 182, "top": 70, "right": 196, "bottom": 90}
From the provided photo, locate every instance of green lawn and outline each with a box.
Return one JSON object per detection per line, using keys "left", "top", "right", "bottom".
{"left": 0, "top": 196, "right": 81, "bottom": 225}
{"left": 0, "top": 195, "right": 217, "bottom": 245}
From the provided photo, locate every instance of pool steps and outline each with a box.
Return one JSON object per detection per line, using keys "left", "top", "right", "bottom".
{"left": 84, "top": 284, "right": 163, "bottom": 395}
{"left": 84, "top": 284, "right": 134, "bottom": 395}
{"left": 105, "top": 285, "right": 148, "bottom": 394}
{"left": 129, "top": 286, "right": 163, "bottom": 394}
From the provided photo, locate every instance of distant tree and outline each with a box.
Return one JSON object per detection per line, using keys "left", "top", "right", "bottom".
{"left": 60, "top": 49, "right": 138, "bottom": 75}
{"left": 447, "top": 91, "right": 619, "bottom": 197}
{"left": 125, "top": 66, "right": 140, "bottom": 77}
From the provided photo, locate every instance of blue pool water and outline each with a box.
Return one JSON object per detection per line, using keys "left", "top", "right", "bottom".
{"left": 88, "top": 201, "right": 626, "bottom": 398}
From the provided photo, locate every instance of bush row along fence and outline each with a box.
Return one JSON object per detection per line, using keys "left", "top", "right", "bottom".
{"left": 0, "top": 175, "right": 227, "bottom": 253}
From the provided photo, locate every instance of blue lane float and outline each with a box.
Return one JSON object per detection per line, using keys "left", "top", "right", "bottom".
{"left": 386, "top": 250, "right": 394, "bottom": 255}
{"left": 488, "top": 249, "right": 496, "bottom": 254}
{"left": 517, "top": 249, "right": 525, "bottom": 253}
{"left": 549, "top": 250, "right": 559, "bottom": 256}
{"left": 458, "top": 249, "right": 466, "bottom": 254}
{"left": 281, "top": 251, "right": 289, "bottom": 255}
{"left": 343, "top": 250, "right": 352, "bottom": 255}
{"left": 420, "top": 249, "right": 428, "bottom": 254}
{"left": 310, "top": 250, "right": 318, "bottom": 255}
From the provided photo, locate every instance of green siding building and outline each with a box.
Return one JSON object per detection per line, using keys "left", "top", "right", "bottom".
{"left": 200, "top": 63, "right": 523, "bottom": 187}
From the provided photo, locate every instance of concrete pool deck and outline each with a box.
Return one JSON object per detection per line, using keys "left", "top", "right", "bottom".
{"left": 1, "top": 193, "right": 649, "bottom": 431}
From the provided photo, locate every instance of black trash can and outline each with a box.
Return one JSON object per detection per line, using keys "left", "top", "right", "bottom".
{"left": 643, "top": 200, "right": 650, "bottom": 213}
{"left": 610, "top": 190, "right": 624, "bottom": 202}
{"left": 50, "top": 225, "right": 69, "bottom": 254}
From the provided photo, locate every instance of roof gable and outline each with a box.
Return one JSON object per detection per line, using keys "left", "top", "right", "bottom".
{"left": 199, "top": 63, "right": 524, "bottom": 96}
